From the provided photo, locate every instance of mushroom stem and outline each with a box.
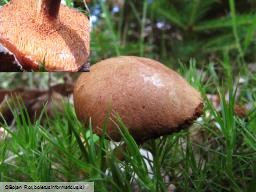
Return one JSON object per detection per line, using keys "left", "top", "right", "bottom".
{"left": 36, "top": 0, "right": 61, "bottom": 22}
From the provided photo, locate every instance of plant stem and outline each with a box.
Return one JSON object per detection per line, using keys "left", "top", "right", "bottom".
{"left": 99, "top": 1, "right": 120, "bottom": 56}
{"left": 36, "top": 0, "right": 61, "bottom": 21}
{"left": 140, "top": 0, "right": 148, "bottom": 57}
{"left": 228, "top": 0, "right": 244, "bottom": 58}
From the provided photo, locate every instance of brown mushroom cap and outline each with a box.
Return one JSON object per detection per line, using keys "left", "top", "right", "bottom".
{"left": 0, "top": 0, "right": 89, "bottom": 71}
{"left": 74, "top": 56, "right": 203, "bottom": 141}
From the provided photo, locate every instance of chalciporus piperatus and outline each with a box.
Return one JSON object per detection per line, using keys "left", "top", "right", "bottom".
{"left": 0, "top": 0, "right": 89, "bottom": 71}
{"left": 74, "top": 56, "right": 203, "bottom": 142}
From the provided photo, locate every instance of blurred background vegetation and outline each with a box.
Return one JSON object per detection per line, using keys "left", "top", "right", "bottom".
{"left": 90, "top": 0, "right": 256, "bottom": 68}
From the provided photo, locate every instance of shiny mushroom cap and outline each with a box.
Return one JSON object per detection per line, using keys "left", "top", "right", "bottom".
{"left": 74, "top": 56, "right": 203, "bottom": 141}
{"left": 0, "top": 0, "right": 90, "bottom": 71}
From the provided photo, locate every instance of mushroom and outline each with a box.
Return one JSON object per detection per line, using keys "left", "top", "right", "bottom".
{"left": 74, "top": 56, "right": 203, "bottom": 142}
{"left": 0, "top": 0, "right": 89, "bottom": 71}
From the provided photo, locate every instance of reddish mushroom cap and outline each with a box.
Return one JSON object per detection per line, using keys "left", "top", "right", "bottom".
{"left": 74, "top": 56, "right": 203, "bottom": 141}
{"left": 0, "top": 0, "right": 90, "bottom": 71}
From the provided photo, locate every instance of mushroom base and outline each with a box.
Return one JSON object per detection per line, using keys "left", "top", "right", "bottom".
{"left": 92, "top": 102, "right": 204, "bottom": 142}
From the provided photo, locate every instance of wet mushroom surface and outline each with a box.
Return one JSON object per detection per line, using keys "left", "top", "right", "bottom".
{"left": 0, "top": 0, "right": 90, "bottom": 71}
{"left": 74, "top": 56, "right": 203, "bottom": 142}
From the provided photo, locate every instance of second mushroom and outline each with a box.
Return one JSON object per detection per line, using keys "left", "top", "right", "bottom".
{"left": 0, "top": 0, "right": 90, "bottom": 71}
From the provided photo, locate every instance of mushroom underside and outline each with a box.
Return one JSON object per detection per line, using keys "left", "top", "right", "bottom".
{"left": 0, "top": 1, "right": 90, "bottom": 71}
